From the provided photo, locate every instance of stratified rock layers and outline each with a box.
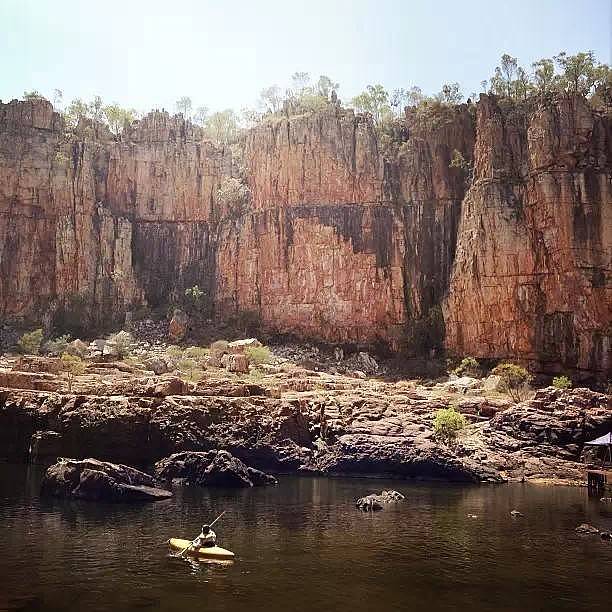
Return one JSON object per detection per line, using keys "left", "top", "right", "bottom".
{"left": 0, "top": 96, "right": 610, "bottom": 374}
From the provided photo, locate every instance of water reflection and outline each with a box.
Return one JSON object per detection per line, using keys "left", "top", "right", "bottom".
{"left": 0, "top": 464, "right": 611, "bottom": 612}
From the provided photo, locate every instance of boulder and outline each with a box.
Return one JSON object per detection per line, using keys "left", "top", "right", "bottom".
{"left": 356, "top": 495, "right": 383, "bottom": 511}
{"left": 29, "top": 430, "right": 63, "bottom": 463}
{"left": 143, "top": 356, "right": 172, "bottom": 375}
{"left": 483, "top": 374, "right": 503, "bottom": 392}
{"left": 154, "top": 450, "right": 277, "bottom": 487}
{"left": 356, "top": 489, "right": 404, "bottom": 512}
{"left": 168, "top": 309, "right": 189, "bottom": 343}
{"left": 41, "top": 458, "right": 172, "bottom": 502}
{"left": 147, "top": 376, "right": 189, "bottom": 397}
{"left": 226, "top": 354, "right": 249, "bottom": 373}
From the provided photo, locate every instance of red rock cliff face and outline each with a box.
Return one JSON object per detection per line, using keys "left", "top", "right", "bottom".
{"left": 0, "top": 100, "right": 231, "bottom": 325}
{"left": 217, "top": 108, "right": 403, "bottom": 343}
{"left": 0, "top": 96, "right": 609, "bottom": 376}
{"left": 445, "top": 95, "right": 611, "bottom": 376}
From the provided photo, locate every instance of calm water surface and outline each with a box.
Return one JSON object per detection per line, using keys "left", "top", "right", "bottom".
{"left": 0, "top": 463, "right": 611, "bottom": 612}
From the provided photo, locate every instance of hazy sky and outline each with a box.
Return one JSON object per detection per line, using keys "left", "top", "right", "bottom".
{"left": 1, "top": 0, "right": 610, "bottom": 114}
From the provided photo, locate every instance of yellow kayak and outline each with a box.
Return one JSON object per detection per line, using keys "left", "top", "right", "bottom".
{"left": 168, "top": 538, "right": 235, "bottom": 561}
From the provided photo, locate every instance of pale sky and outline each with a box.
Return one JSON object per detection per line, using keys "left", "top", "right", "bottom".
{"left": 1, "top": 0, "right": 610, "bottom": 114}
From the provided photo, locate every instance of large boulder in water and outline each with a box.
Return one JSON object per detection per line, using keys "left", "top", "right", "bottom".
{"left": 41, "top": 458, "right": 172, "bottom": 502}
{"left": 155, "top": 450, "right": 277, "bottom": 487}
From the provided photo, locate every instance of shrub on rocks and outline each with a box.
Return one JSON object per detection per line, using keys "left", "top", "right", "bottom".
{"left": 210, "top": 339, "right": 229, "bottom": 352}
{"left": 18, "top": 328, "right": 44, "bottom": 355}
{"left": 183, "top": 346, "right": 208, "bottom": 364}
{"left": 176, "top": 358, "right": 203, "bottom": 382}
{"left": 552, "top": 375, "right": 572, "bottom": 390}
{"left": 42, "top": 334, "right": 72, "bottom": 356}
{"left": 491, "top": 363, "right": 532, "bottom": 402}
{"left": 433, "top": 404, "right": 467, "bottom": 445}
{"left": 452, "top": 357, "right": 480, "bottom": 377}
{"left": 65, "top": 338, "right": 89, "bottom": 358}
{"left": 245, "top": 345, "right": 271, "bottom": 365}
{"left": 104, "top": 331, "right": 134, "bottom": 358}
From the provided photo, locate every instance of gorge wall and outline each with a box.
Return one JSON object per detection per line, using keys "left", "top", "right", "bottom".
{"left": 0, "top": 95, "right": 610, "bottom": 377}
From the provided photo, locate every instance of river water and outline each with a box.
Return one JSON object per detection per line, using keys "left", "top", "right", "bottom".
{"left": 0, "top": 463, "right": 611, "bottom": 612}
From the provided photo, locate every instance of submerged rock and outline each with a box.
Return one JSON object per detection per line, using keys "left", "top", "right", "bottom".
{"left": 356, "top": 489, "right": 405, "bottom": 512}
{"left": 154, "top": 450, "right": 277, "bottom": 487}
{"left": 41, "top": 458, "right": 172, "bottom": 502}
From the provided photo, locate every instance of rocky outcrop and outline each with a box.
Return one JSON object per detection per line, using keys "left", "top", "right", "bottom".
{"left": 1, "top": 96, "right": 610, "bottom": 375}
{"left": 41, "top": 458, "right": 173, "bottom": 502}
{"left": 1, "top": 359, "right": 608, "bottom": 483}
{"left": 155, "top": 450, "right": 277, "bottom": 487}
{"left": 458, "top": 387, "right": 612, "bottom": 481}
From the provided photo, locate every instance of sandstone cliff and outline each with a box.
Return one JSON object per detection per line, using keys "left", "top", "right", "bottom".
{"left": 0, "top": 95, "right": 609, "bottom": 376}
{"left": 445, "top": 95, "right": 611, "bottom": 377}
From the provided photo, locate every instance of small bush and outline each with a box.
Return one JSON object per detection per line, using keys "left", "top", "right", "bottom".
{"left": 176, "top": 358, "right": 203, "bottom": 382}
{"left": 18, "top": 329, "right": 44, "bottom": 355}
{"left": 60, "top": 352, "right": 86, "bottom": 393}
{"left": 452, "top": 357, "right": 480, "bottom": 378}
{"left": 183, "top": 346, "right": 209, "bottom": 364}
{"left": 105, "top": 331, "right": 134, "bottom": 359}
{"left": 433, "top": 405, "right": 467, "bottom": 445}
{"left": 42, "top": 334, "right": 72, "bottom": 356}
{"left": 552, "top": 375, "right": 572, "bottom": 390}
{"left": 184, "top": 285, "right": 207, "bottom": 317}
{"left": 210, "top": 340, "right": 229, "bottom": 353}
{"left": 166, "top": 345, "right": 184, "bottom": 358}
{"left": 491, "top": 363, "right": 532, "bottom": 402}
{"left": 245, "top": 345, "right": 271, "bottom": 365}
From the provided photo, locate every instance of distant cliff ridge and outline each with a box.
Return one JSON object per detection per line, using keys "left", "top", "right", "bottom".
{"left": 0, "top": 95, "right": 610, "bottom": 377}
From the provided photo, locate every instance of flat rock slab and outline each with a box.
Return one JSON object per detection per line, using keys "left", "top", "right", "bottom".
{"left": 41, "top": 458, "right": 172, "bottom": 502}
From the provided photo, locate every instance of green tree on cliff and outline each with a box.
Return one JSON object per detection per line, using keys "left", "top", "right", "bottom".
{"left": 103, "top": 104, "right": 136, "bottom": 134}
{"left": 531, "top": 58, "right": 557, "bottom": 94}
{"left": 23, "top": 90, "right": 46, "bottom": 100}
{"left": 316, "top": 75, "right": 339, "bottom": 99}
{"left": 18, "top": 329, "right": 44, "bottom": 355}
{"left": 351, "top": 84, "right": 392, "bottom": 125}
{"left": 554, "top": 51, "right": 600, "bottom": 95}
{"left": 260, "top": 85, "right": 283, "bottom": 113}
{"left": 193, "top": 106, "right": 209, "bottom": 126}
{"left": 64, "top": 98, "right": 89, "bottom": 128}
{"left": 204, "top": 109, "right": 239, "bottom": 144}
{"left": 176, "top": 96, "right": 192, "bottom": 118}
{"left": 436, "top": 82, "right": 463, "bottom": 105}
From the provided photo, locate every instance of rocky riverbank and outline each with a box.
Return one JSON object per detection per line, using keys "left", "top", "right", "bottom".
{"left": 0, "top": 342, "right": 609, "bottom": 485}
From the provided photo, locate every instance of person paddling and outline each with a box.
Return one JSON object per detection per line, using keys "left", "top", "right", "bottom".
{"left": 194, "top": 524, "right": 216, "bottom": 548}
